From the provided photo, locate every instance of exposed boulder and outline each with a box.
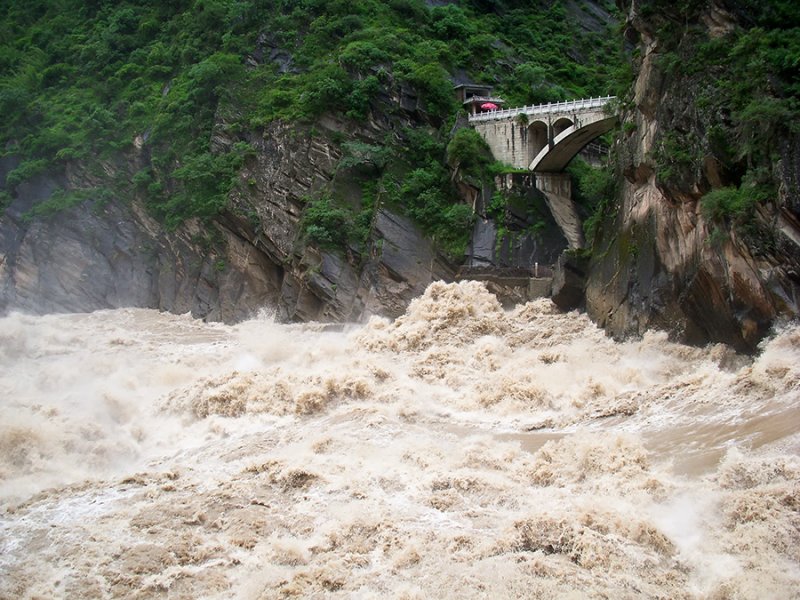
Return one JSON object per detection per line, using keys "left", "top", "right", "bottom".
{"left": 551, "top": 252, "right": 589, "bottom": 311}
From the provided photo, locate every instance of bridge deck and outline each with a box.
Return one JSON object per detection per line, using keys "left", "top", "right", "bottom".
{"left": 468, "top": 95, "right": 615, "bottom": 123}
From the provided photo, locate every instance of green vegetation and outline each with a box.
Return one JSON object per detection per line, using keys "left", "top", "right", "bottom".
{"left": 0, "top": 0, "right": 625, "bottom": 232}
{"left": 645, "top": 1, "right": 799, "bottom": 217}
{"left": 699, "top": 178, "right": 773, "bottom": 248}
{"left": 0, "top": 1, "right": 626, "bottom": 268}
{"left": 486, "top": 180, "right": 553, "bottom": 255}
{"left": 301, "top": 196, "right": 357, "bottom": 250}
{"left": 700, "top": 187, "right": 753, "bottom": 224}
{"left": 699, "top": 171, "right": 772, "bottom": 223}
{"left": 652, "top": 130, "right": 703, "bottom": 188}
{"left": 483, "top": 0, "right": 623, "bottom": 105}
{"left": 303, "top": 125, "right": 478, "bottom": 260}
{"left": 22, "top": 186, "right": 114, "bottom": 221}
{"left": 5, "top": 158, "right": 50, "bottom": 190}
{"left": 446, "top": 128, "right": 493, "bottom": 181}
{"left": 0, "top": 190, "right": 13, "bottom": 213}
{"left": 567, "top": 158, "right": 616, "bottom": 247}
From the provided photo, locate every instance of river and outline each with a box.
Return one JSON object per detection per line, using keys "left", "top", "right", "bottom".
{"left": 1, "top": 281, "right": 798, "bottom": 598}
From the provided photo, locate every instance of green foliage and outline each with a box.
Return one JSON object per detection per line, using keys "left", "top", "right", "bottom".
{"left": 486, "top": 161, "right": 528, "bottom": 177}
{"left": 150, "top": 142, "right": 253, "bottom": 229}
{"left": 487, "top": 2, "right": 627, "bottom": 105}
{"left": 567, "top": 158, "right": 616, "bottom": 247}
{"left": 299, "top": 186, "right": 376, "bottom": 253}
{"left": 403, "top": 169, "right": 475, "bottom": 257}
{"left": 446, "top": 128, "right": 493, "bottom": 180}
{"left": 699, "top": 179, "right": 772, "bottom": 225}
{"left": 338, "top": 141, "right": 392, "bottom": 172}
{"left": 0, "top": 0, "right": 625, "bottom": 229}
{"left": 22, "top": 186, "right": 113, "bottom": 221}
{"left": 652, "top": 130, "right": 702, "bottom": 189}
{"left": 301, "top": 196, "right": 354, "bottom": 250}
{"left": 0, "top": 190, "right": 12, "bottom": 214}
{"left": 393, "top": 130, "right": 476, "bottom": 259}
{"left": 568, "top": 159, "right": 615, "bottom": 206}
{"left": 488, "top": 184, "right": 552, "bottom": 255}
{"left": 651, "top": 5, "right": 800, "bottom": 207}
{"left": 699, "top": 187, "right": 752, "bottom": 222}
{"left": 339, "top": 40, "right": 391, "bottom": 71}
{"left": 4, "top": 158, "right": 50, "bottom": 189}
{"left": 395, "top": 60, "right": 456, "bottom": 115}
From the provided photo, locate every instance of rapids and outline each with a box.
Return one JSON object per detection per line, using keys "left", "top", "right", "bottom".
{"left": 1, "top": 281, "right": 799, "bottom": 598}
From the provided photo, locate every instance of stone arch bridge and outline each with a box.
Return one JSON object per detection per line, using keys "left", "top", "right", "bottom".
{"left": 470, "top": 96, "right": 617, "bottom": 248}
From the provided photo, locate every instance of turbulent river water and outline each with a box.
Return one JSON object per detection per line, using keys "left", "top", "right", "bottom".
{"left": 1, "top": 281, "right": 799, "bottom": 599}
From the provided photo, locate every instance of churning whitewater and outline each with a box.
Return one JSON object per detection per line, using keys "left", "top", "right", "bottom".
{"left": 1, "top": 281, "right": 799, "bottom": 599}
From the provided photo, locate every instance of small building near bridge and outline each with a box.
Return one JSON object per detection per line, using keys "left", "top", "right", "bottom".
{"left": 453, "top": 83, "right": 505, "bottom": 115}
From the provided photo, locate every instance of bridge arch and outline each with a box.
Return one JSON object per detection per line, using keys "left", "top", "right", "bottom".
{"left": 552, "top": 117, "right": 573, "bottom": 138}
{"left": 467, "top": 96, "right": 618, "bottom": 250}
{"left": 526, "top": 120, "right": 548, "bottom": 165}
{"left": 469, "top": 96, "right": 617, "bottom": 173}
{"left": 529, "top": 115, "right": 617, "bottom": 172}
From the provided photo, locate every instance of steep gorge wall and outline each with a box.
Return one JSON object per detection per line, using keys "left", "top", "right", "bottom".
{"left": 585, "top": 0, "right": 800, "bottom": 351}
{"left": 221, "top": 116, "right": 455, "bottom": 323}
{"left": 0, "top": 115, "right": 454, "bottom": 322}
{"left": 0, "top": 155, "right": 283, "bottom": 321}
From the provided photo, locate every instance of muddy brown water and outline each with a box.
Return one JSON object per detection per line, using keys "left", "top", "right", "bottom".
{"left": 1, "top": 282, "right": 799, "bottom": 598}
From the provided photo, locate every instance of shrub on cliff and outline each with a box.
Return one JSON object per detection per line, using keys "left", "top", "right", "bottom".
{"left": 446, "top": 128, "right": 493, "bottom": 181}
{"left": 301, "top": 197, "right": 354, "bottom": 250}
{"left": 699, "top": 177, "right": 772, "bottom": 225}
{"left": 648, "top": 1, "right": 800, "bottom": 210}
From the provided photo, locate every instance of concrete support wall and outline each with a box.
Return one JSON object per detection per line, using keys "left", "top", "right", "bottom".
{"left": 473, "top": 120, "right": 530, "bottom": 169}
{"left": 471, "top": 101, "right": 615, "bottom": 252}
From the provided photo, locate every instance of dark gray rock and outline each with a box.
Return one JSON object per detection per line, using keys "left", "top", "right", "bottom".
{"left": 357, "top": 209, "right": 456, "bottom": 319}
{"left": 466, "top": 218, "right": 497, "bottom": 267}
{"left": 1, "top": 116, "right": 458, "bottom": 325}
{"left": 551, "top": 252, "right": 588, "bottom": 311}
{"left": 0, "top": 174, "right": 282, "bottom": 321}
{"left": 465, "top": 175, "right": 569, "bottom": 271}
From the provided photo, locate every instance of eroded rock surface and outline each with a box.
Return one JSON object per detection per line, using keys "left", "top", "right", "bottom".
{"left": 585, "top": 1, "right": 800, "bottom": 352}
{"left": 0, "top": 120, "right": 455, "bottom": 323}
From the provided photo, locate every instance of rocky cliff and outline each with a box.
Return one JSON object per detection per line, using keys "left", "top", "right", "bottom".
{"left": 0, "top": 0, "right": 624, "bottom": 325}
{"left": 0, "top": 154, "right": 282, "bottom": 321}
{"left": 0, "top": 115, "right": 455, "bottom": 322}
{"left": 585, "top": 0, "right": 800, "bottom": 352}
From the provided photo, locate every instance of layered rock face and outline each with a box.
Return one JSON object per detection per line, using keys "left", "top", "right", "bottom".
{"left": 0, "top": 116, "right": 454, "bottom": 322}
{"left": 0, "top": 156, "right": 282, "bottom": 322}
{"left": 222, "top": 118, "right": 455, "bottom": 323}
{"left": 585, "top": 0, "right": 800, "bottom": 352}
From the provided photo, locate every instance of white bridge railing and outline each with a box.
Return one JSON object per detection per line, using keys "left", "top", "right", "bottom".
{"left": 468, "top": 95, "right": 616, "bottom": 123}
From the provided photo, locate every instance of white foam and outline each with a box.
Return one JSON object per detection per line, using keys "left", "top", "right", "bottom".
{"left": 1, "top": 284, "right": 798, "bottom": 598}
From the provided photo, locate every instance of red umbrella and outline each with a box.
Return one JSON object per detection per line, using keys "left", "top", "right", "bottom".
{"left": 480, "top": 102, "right": 498, "bottom": 111}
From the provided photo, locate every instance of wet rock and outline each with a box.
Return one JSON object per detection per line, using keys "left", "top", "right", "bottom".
{"left": 1, "top": 111, "right": 456, "bottom": 324}
{"left": 584, "top": 1, "right": 800, "bottom": 351}
{"left": 0, "top": 177, "right": 281, "bottom": 321}
{"left": 358, "top": 209, "right": 456, "bottom": 319}
{"left": 551, "top": 252, "right": 588, "bottom": 311}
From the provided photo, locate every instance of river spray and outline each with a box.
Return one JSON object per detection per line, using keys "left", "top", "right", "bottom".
{"left": 1, "top": 281, "right": 798, "bottom": 598}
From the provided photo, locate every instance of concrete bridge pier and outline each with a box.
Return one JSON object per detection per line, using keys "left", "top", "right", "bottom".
{"left": 534, "top": 173, "right": 585, "bottom": 249}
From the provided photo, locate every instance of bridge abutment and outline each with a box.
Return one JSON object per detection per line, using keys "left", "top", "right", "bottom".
{"left": 534, "top": 173, "right": 585, "bottom": 249}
